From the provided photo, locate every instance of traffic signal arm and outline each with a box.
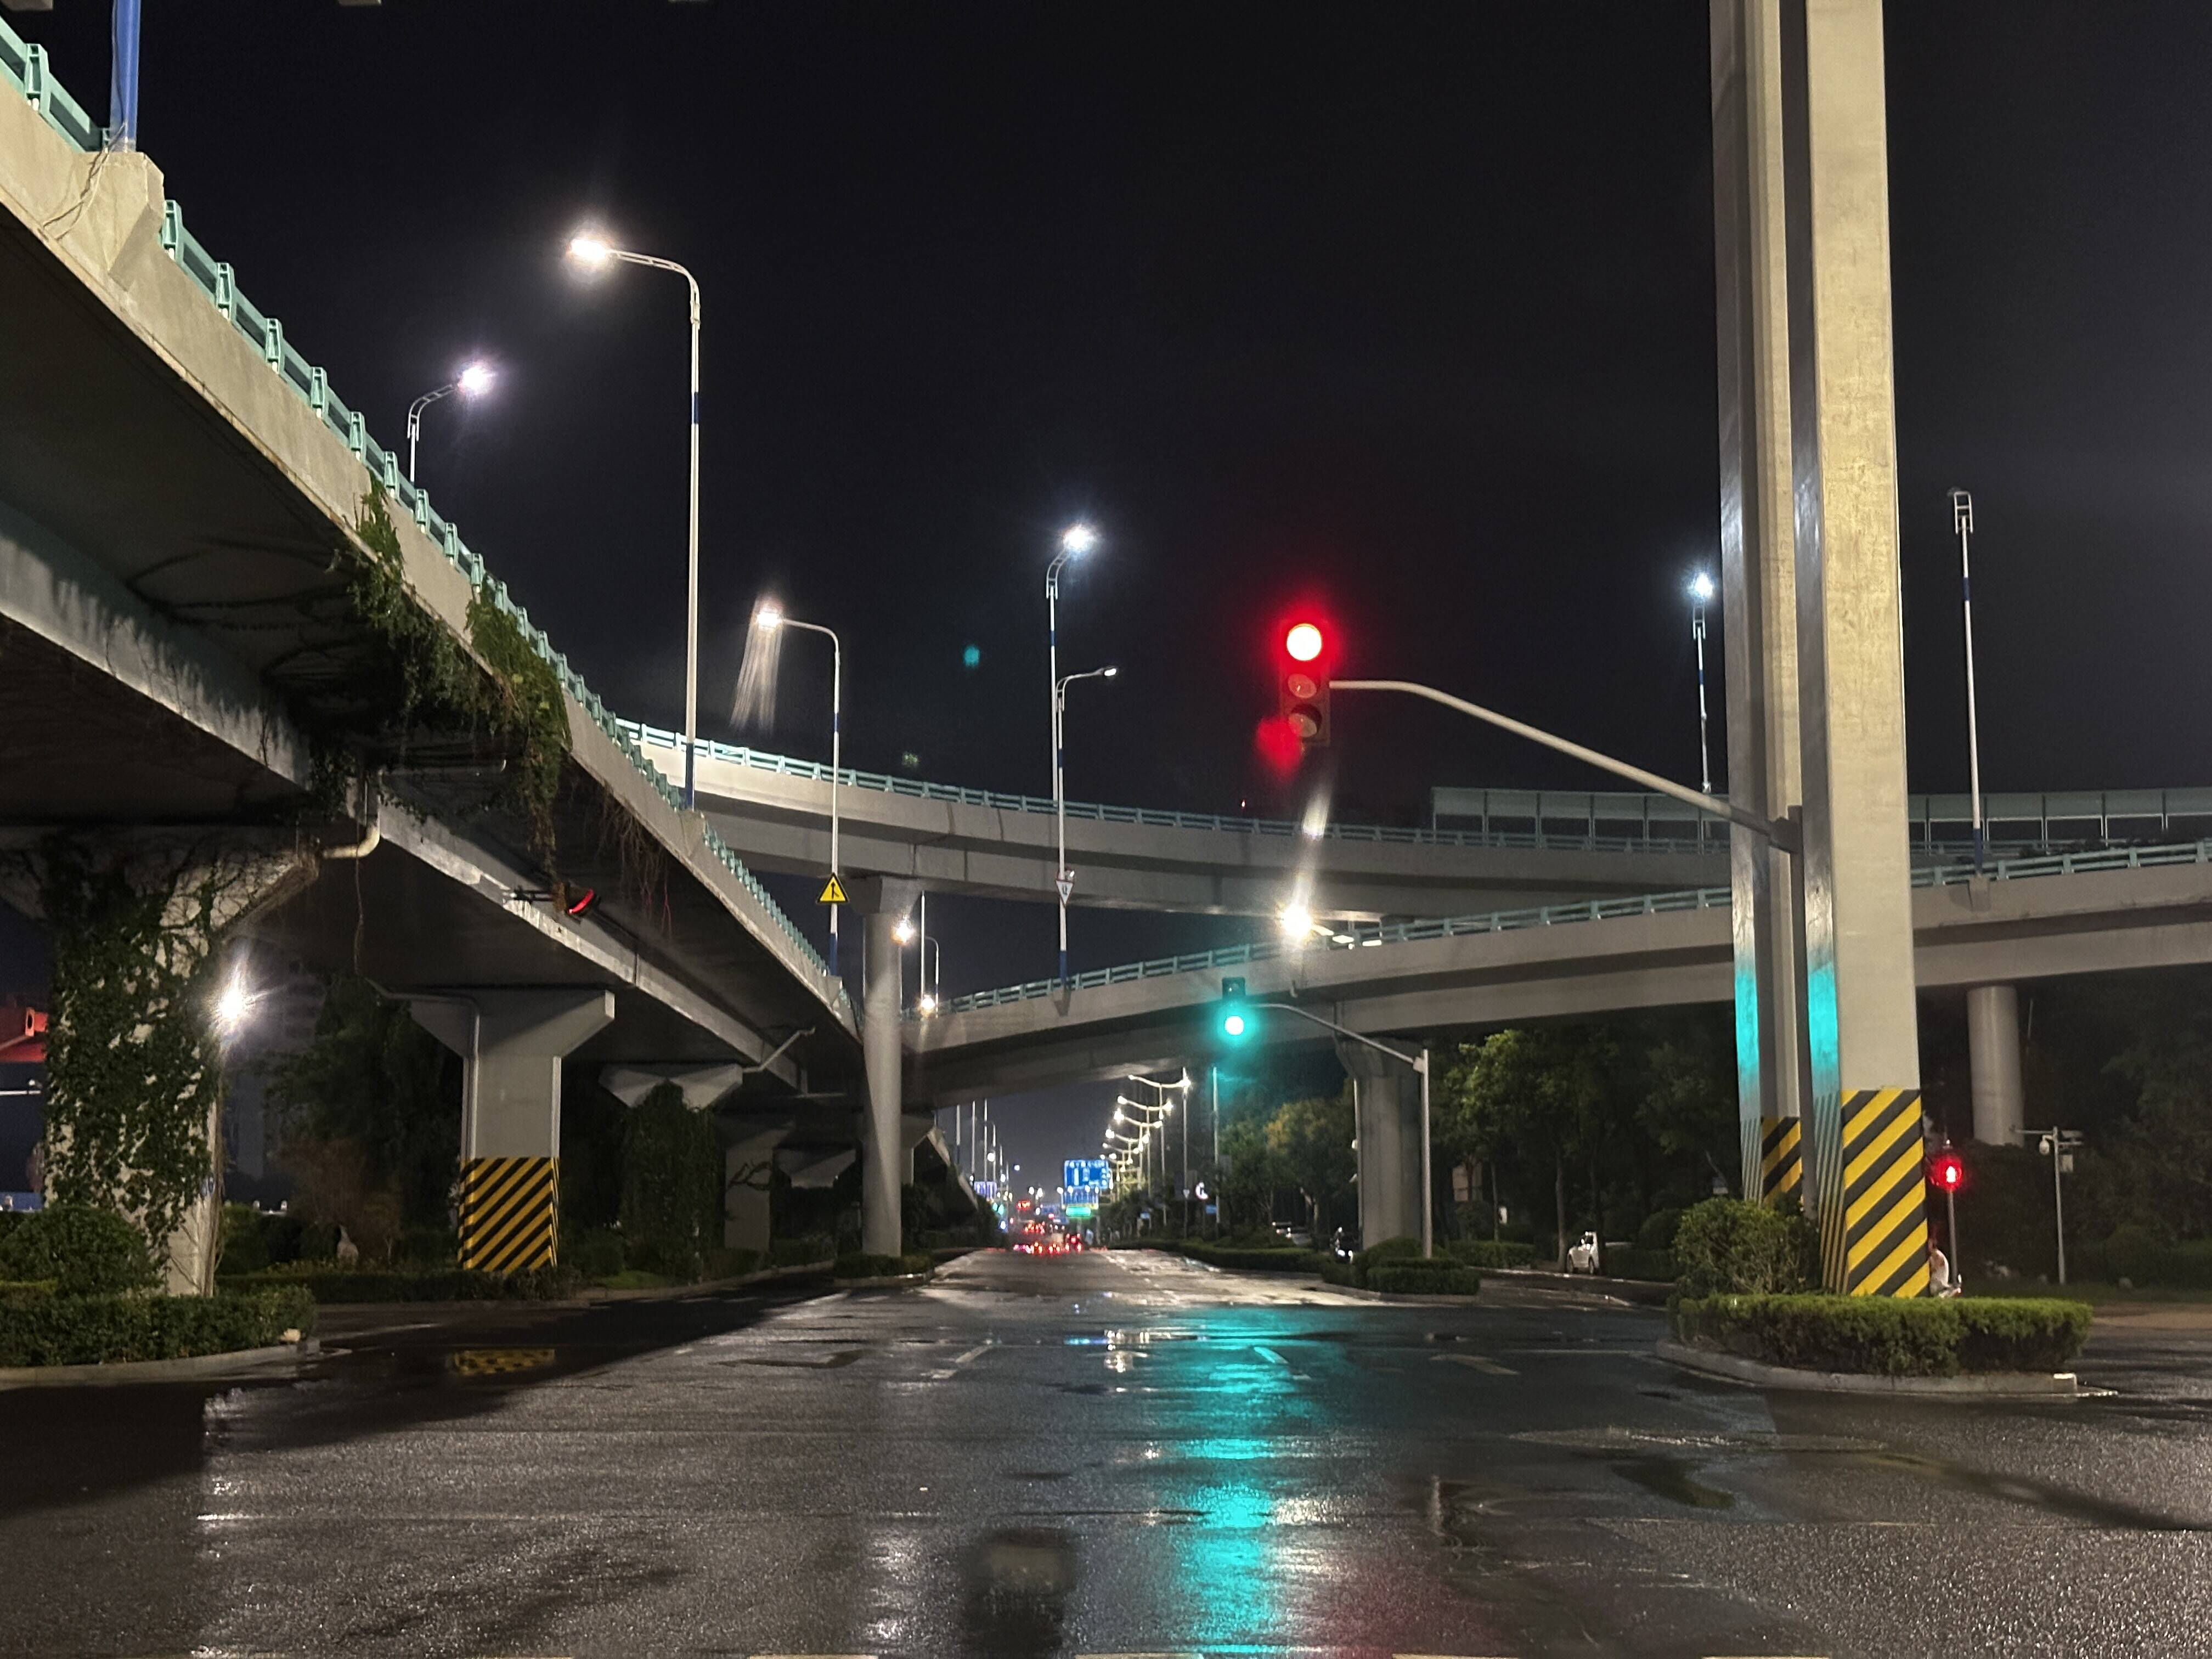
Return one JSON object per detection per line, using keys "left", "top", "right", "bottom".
{"left": 1325, "top": 677, "right": 1796, "bottom": 851}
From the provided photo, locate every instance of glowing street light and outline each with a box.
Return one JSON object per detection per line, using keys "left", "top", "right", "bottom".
{"left": 1687, "top": 568, "right": 1715, "bottom": 795}
{"left": 211, "top": 972, "right": 258, "bottom": 1041}
{"left": 1046, "top": 522, "right": 1102, "bottom": 983}
{"left": 751, "top": 600, "right": 844, "bottom": 970}
{"left": 405, "top": 361, "right": 496, "bottom": 482}
{"left": 567, "top": 228, "right": 706, "bottom": 806}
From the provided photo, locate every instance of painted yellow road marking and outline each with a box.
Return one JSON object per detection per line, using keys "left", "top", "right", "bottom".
{"left": 1434, "top": 1351, "right": 1519, "bottom": 1376}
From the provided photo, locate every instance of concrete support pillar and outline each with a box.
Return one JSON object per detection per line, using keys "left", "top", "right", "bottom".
{"left": 1779, "top": 0, "right": 1928, "bottom": 1294}
{"left": 1966, "top": 985, "right": 2025, "bottom": 1147}
{"left": 849, "top": 877, "right": 921, "bottom": 1257}
{"left": 1711, "top": 0, "right": 1811, "bottom": 1204}
{"left": 723, "top": 1125, "right": 787, "bottom": 1254}
{"left": 410, "top": 989, "right": 614, "bottom": 1272}
{"left": 1340, "top": 1042, "right": 1423, "bottom": 1250}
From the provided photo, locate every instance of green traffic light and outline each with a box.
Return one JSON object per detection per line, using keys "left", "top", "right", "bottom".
{"left": 1222, "top": 1010, "right": 1249, "bottom": 1039}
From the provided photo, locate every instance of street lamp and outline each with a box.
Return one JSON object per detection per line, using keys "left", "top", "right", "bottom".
{"left": 1046, "top": 523, "right": 1100, "bottom": 983}
{"left": 752, "top": 601, "right": 844, "bottom": 972}
{"left": 405, "top": 362, "right": 495, "bottom": 483}
{"left": 1687, "top": 569, "right": 1715, "bottom": 797}
{"left": 1950, "top": 489, "right": 1987, "bottom": 873}
{"left": 567, "top": 230, "right": 705, "bottom": 808}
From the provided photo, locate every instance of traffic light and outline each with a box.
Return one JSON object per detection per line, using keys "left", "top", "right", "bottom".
{"left": 1927, "top": 1146, "right": 1965, "bottom": 1193}
{"left": 1278, "top": 620, "right": 1331, "bottom": 748}
{"left": 1219, "top": 976, "right": 1252, "bottom": 1041}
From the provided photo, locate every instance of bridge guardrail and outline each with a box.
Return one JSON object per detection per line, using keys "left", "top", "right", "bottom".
{"left": 0, "top": 22, "right": 847, "bottom": 1012}
{"left": 925, "top": 836, "right": 2212, "bottom": 1018}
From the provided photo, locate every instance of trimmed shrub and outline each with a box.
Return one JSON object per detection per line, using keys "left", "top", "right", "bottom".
{"left": 1602, "top": 1246, "right": 1675, "bottom": 1283}
{"left": 392, "top": 1227, "right": 456, "bottom": 1268}
{"left": 571, "top": 1229, "right": 626, "bottom": 1278}
{"left": 1672, "top": 1294, "right": 2091, "bottom": 1377}
{"left": 833, "top": 1251, "right": 931, "bottom": 1279}
{"left": 703, "top": 1246, "right": 760, "bottom": 1280}
{"left": 226, "top": 1265, "right": 579, "bottom": 1302}
{"left": 1448, "top": 1239, "right": 1536, "bottom": 1270}
{"left": 0, "top": 1285, "right": 317, "bottom": 1368}
{"left": 1636, "top": 1207, "right": 1685, "bottom": 1252}
{"left": 1318, "top": 1259, "right": 1354, "bottom": 1286}
{"left": 619, "top": 1082, "right": 721, "bottom": 1278}
{"left": 1671, "top": 1198, "right": 1816, "bottom": 1297}
{"left": 0, "top": 1204, "right": 156, "bottom": 1295}
{"left": 1176, "top": 1242, "right": 1323, "bottom": 1273}
{"left": 218, "top": 1204, "right": 269, "bottom": 1274}
{"left": 766, "top": 1235, "right": 834, "bottom": 1268}
{"left": 1367, "top": 1261, "right": 1483, "bottom": 1296}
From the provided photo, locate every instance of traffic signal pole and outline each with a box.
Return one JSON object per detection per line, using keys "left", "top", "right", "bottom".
{"left": 1327, "top": 679, "right": 1797, "bottom": 850}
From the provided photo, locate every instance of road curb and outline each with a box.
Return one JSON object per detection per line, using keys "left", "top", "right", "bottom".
{"left": 0, "top": 1338, "right": 320, "bottom": 1390}
{"left": 1655, "top": 1338, "right": 2080, "bottom": 1398}
{"left": 832, "top": 1269, "right": 935, "bottom": 1289}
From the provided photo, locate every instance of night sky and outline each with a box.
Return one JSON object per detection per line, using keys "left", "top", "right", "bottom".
{"left": 9, "top": 3, "right": 2212, "bottom": 1180}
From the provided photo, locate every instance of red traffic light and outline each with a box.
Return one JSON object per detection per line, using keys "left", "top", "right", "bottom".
{"left": 1277, "top": 618, "right": 1332, "bottom": 747}
{"left": 1927, "top": 1148, "right": 1965, "bottom": 1192}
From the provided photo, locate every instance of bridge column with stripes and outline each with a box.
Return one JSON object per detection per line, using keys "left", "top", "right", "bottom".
{"left": 1713, "top": 0, "right": 1929, "bottom": 1293}
{"left": 410, "top": 990, "right": 616, "bottom": 1273}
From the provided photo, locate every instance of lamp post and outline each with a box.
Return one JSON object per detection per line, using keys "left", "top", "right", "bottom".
{"left": 1950, "top": 488, "right": 1987, "bottom": 873}
{"left": 1127, "top": 1070, "right": 1192, "bottom": 1232}
{"left": 567, "top": 232, "right": 704, "bottom": 808}
{"left": 751, "top": 602, "right": 843, "bottom": 972}
{"left": 405, "top": 362, "right": 495, "bottom": 483}
{"left": 1046, "top": 523, "right": 1099, "bottom": 982}
{"left": 1688, "top": 569, "right": 1716, "bottom": 797}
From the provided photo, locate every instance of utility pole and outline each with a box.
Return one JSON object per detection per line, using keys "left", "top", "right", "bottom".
{"left": 1950, "top": 488, "right": 1987, "bottom": 873}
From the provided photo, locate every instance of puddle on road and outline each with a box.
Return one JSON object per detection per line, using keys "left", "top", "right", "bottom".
{"left": 1610, "top": 1454, "right": 1735, "bottom": 1509}
{"left": 958, "top": 1525, "right": 1077, "bottom": 1657}
{"left": 444, "top": 1347, "right": 556, "bottom": 1379}
{"left": 724, "top": 1349, "right": 865, "bottom": 1369}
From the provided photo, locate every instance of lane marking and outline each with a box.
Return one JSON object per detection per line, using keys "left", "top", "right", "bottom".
{"left": 929, "top": 1341, "right": 996, "bottom": 1380}
{"left": 1253, "top": 1344, "right": 1310, "bottom": 1379}
{"left": 1433, "top": 1352, "right": 1519, "bottom": 1376}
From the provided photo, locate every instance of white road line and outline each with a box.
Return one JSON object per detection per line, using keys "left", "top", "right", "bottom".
{"left": 929, "top": 1342, "right": 995, "bottom": 1380}
{"left": 1253, "top": 1344, "right": 1310, "bottom": 1379}
{"left": 1434, "top": 1351, "right": 1519, "bottom": 1376}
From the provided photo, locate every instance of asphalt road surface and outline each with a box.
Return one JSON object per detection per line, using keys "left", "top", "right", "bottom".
{"left": 5, "top": 1248, "right": 2211, "bottom": 1657}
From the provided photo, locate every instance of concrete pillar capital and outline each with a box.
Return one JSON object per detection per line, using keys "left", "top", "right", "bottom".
{"left": 600, "top": 1063, "right": 749, "bottom": 1110}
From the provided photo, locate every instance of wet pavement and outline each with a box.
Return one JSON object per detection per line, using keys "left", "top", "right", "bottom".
{"left": 4, "top": 1248, "right": 2211, "bottom": 1656}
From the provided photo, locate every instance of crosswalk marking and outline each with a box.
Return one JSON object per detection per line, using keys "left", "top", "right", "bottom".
{"left": 1434, "top": 1351, "right": 1519, "bottom": 1376}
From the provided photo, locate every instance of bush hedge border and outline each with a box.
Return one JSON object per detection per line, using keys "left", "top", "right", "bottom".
{"left": 0, "top": 1286, "right": 317, "bottom": 1368}
{"left": 1672, "top": 1293, "right": 2091, "bottom": 1378}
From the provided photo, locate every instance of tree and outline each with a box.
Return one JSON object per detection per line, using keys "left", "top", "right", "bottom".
{"left": 1266, "top": 1088, "right": 1356, "bottom": 1235}
{"left": 263, "top": 975, "right": 459, "bottom": 1236}
{"left": 1446, "top": 1025, "right": 1617, "bottom": 1267}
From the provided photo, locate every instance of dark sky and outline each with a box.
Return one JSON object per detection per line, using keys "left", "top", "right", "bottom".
{"left": 12, "top": 2, "right": 2212, "bottom": 1177}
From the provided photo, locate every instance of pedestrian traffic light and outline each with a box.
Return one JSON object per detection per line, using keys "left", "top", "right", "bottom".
{"left": 1219, "top": 977, "right": 1252, "bottom": 1041}
{"left": 1927, "top": 1146, "right": 1965, "bottom": 1193}
{"left": 1278, "top": 620, "right": 1331, "bottom": 748}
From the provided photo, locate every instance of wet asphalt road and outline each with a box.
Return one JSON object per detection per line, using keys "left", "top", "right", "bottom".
{"left": 4, "top": 1250, "right": 2212, "bottom": 1657}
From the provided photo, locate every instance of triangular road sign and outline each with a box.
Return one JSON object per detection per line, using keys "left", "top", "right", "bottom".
{"left": 819, "top": 873, "right": 849, "bottom": 905}
{"left": 1056, "top": 875, "right": 1075, "bottom": 902}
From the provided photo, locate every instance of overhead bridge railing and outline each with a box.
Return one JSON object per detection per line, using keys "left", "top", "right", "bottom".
{"left": 0, "top": 21, "right": 847, "bottom": 1011}
{"left": 925, "top": 836, "right": 2212, "bottom": 1019}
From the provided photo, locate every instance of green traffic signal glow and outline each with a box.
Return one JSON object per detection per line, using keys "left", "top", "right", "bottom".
{"left": 1222, "top": 1011, "right": 1248, "bottom": 1038}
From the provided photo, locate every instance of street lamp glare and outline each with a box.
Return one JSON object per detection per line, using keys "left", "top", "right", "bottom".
{"left": 893, "top": 918, "right": 915, "bottom": 944}
{"left": 1279, "top": 904, "right": 1313, "bottom": 940}
{"left": 456, "top": 362, "right": 496, "bottom": 397}
{"left": 567, "top": 232, "right": 614, "bottom": 267}
{"left": 917, "top": 992, "right": 939, "bottom": 1016}
{"left": 1060, "top": 523, "right": 1098, "bottom": 556}
{"left": 752, "top": 601, "right": 784, "bottom": 631}
{"left": 1689, "top": 570, "right": 1716, "bottom": 604}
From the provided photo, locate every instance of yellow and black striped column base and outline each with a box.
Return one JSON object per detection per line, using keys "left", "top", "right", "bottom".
{"left": 459, "top": 1156, "right": 558, "bottom": 1273}
{"left": 1759, "top": 1116, "right": 1802, "bottom": 1205}
{"left": 1839, "top": 1088, "right": 1930, "bottom": 1298}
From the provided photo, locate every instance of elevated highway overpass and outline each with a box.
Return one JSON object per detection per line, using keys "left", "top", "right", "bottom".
{"left": 642, "top": 720, "right": 2212, "bottom": 923}
{"left": 0, "top": 36, "right": 876, "bottom": 1276}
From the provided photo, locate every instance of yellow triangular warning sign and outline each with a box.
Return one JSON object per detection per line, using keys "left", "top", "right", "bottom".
{"left": 818, "top": 873, "right": 849, "bottom": 905}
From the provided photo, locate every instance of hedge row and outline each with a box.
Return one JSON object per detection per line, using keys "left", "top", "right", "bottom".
{"left": 0, "top": 1286, "right": 317, "bottom": 1368}
{"left": 1599, "top": 1246, "right": 1676, "bottom": 1283}
{"left": 1672, "top": 1294, "right": 2092, "bottom": 1377}
{"left": 1446, "top": 1239, "right": 1536, "bottom": 1270}
{"left": 833, "top": 1251, "right": 933, "bottom": 1279}
{"left": 227, "top": 1265, "right": 582, "bottom": 1302}
{"left": 1367, "top": 1261, "right": 1484, "bottom": 1296}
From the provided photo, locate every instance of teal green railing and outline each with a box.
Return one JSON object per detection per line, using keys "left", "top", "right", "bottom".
{"left": 0, "top": 22, "right": 845, "bottom": 1009}
{"left": 927, "top": 836, "right": 2212, "bottom": 1018}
